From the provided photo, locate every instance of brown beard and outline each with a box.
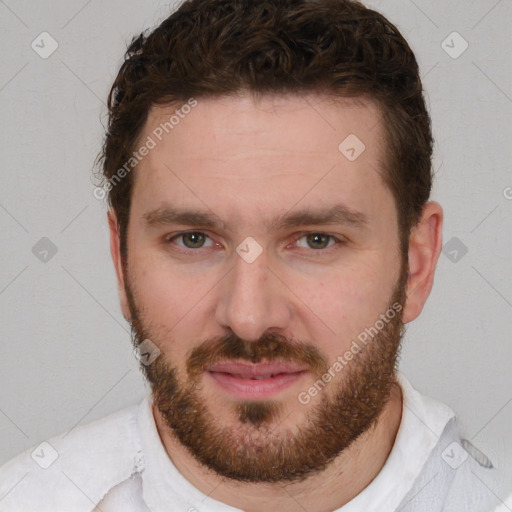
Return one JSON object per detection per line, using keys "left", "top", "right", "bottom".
{"left": 125, "top": 264, "right": 407, "bottom": 483}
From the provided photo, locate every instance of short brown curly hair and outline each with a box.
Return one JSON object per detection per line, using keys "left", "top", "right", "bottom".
{"left": 98, "top": 0, "right": 433, "bottom": 259}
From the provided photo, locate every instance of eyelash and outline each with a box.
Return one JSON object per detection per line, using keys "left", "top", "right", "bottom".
{"left": 164, "top": 231, "right": 345, "bottom": 256}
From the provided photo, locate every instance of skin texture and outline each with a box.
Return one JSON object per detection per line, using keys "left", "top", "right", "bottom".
{"left": 108, "top": 93, "right": 443, "bottom": 511}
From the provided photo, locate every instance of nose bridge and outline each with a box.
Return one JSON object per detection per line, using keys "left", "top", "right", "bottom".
{"left": 215, "top": 245, "right": 290, "bottom": 341}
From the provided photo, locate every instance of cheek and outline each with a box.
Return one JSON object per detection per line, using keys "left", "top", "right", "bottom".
{"left": 296, "top": 263, "right": 397, "bottom": 353}
{"left": 126, "top": 247, "right": 225, "bottom": 356}
{"left": 127, "top": 249, "right": 193, "bottom": 330}
{"left": 126, "top": 221, "right": 224, "bottom": 306}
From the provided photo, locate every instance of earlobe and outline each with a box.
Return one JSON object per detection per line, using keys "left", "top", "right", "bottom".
{"left": 402, "top": 202, "right": 443, "bottom": 324}
{"left": 108, "top": 210, "right": 131, "bottom": 322}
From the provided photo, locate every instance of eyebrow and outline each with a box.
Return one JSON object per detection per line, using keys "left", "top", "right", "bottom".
{"left": 142, "top": 203, "right": 368, "bottom": 232}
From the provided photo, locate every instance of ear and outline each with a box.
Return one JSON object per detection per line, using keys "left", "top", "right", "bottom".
{"left": 108, "top": 209, "right": 131, "bottom": 322}
{"left": 402, "top": 202, "right": 443, "bottom": 324}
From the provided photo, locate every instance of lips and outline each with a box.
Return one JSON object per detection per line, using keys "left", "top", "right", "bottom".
{"left": 206, "top": 361, "right": 308, "bottom": 399}
{"left": 207, "top": 361, "right": 308, "bottom": 379}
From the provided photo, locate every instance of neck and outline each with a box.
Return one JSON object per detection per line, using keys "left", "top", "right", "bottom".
{"left": 153, "top": 382, "right": 403, "bottom": 512}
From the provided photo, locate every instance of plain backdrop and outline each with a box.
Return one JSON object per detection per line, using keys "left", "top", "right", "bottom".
{"left": 0, "top": 0, "right": 511, "bottom": 488}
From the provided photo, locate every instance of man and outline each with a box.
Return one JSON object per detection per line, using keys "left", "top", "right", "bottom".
{"left": 0, "top": 0, "right": 507, "bottom": 510}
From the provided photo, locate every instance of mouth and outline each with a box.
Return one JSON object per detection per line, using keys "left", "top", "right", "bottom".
{"left": 206, "top": 361, "right": 309, "bottom": 399}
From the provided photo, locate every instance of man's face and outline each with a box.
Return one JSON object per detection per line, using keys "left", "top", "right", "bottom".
{"left": 119, "top": 93, "right": 407, "bottom": 482}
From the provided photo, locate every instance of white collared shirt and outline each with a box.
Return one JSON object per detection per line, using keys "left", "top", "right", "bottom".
{"left": 0, "top": 373, "right": 506, "bottom": 511}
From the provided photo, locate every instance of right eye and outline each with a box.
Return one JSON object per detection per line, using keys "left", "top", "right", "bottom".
{"left": 164, "top": 231, "right": 218, "bottom": 254}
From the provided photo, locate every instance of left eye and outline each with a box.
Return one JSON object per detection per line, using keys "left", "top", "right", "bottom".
{"left": 295, "top": 233, "right": 338, "bottom": 250}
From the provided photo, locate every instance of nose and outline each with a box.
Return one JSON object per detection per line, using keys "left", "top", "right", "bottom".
{"left": 215, "top": 245, "right": 292, "bottom": 342}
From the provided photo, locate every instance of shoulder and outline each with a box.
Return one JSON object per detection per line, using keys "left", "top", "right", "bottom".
{"left": 395, "top": 375, "right": 510, "bottom": 511}
{"left": 441, "top": 425, "right": 510, "bottom": 512}
{"left": 400, "top": 414, "right": 509, "bottom": 512}
{"left": 0, "top": 399, "right": 146, "bottom": 512}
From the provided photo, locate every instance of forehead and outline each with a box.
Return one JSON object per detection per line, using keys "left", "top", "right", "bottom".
{"left": 130, "top": 93, "right": 393, "bottom": 231}
{"left": 142, "top": 93, "right": 382, "bottom": 162}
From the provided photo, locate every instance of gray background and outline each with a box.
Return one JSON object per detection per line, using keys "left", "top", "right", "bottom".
{"left": 0, "top": 0, "right": 511, "bottom": 493}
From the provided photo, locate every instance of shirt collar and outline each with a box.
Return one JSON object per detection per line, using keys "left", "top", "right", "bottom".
{"left": 337, "top": 371, "right": 456, "bottom": 512}
{"left": 137, "top": 395, "right": 241, "bottom": 512}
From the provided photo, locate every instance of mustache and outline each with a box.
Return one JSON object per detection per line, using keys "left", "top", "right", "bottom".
{"left": 186, "top": 332, "right": 329, "bottom": 380}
